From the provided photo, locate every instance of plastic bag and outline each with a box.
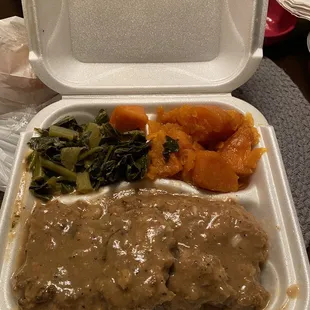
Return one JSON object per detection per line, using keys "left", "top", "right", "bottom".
{"left": 0, "top": 95, "right": 60, "bottom": 192}
{"left": 0, "top": 16, "right": 56, "bottom": 114}
{"left": 0, "top": 108, "right": 35, "bottom": 191}
{"left": 0, "top": 16, "right": 58, "bottom": 191}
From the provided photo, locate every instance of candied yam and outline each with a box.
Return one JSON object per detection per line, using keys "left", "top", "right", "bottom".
{"left": 149, "top": 122, "right": 194, "bottom": 151}
{"left": 162, "top": 124, "right": 193, "bottom": 150}
{"left": 147, "top": 122, "right": 197, "bottom": 181}
{"left": 157, "top": 105, "right": 242, "bottom": 146}
{"left": 147, "top": 153, "right": 182, "bottom": 180}
{"left": 148, "top": 120, "right": 162, "bottom": 135}
{"left": 218, "top": 122, "right": 264, "bottom": 176}
{"left": 157, "top": 106, "right": 178, "bottom": 123}
{"left": 193, "top": 141, "right": 204, "bottom": 151}
{"left": 110, "top": 105, "right": 148, "bottom": 132}
{"left": 226, "top": 110, "right": 245, "bottom": 130}
{"left": 160, "top": 123, "right": 183, "bottom": 132}
{"left": 180, "top": 149, "right": 196, "bottom": 181}
{"left": 246, "top": 148, "right": 267, "bottom": 170}
{"left": 177, "top": 106, "right": 227, "bottom": 137}
{"left": 149, "top": 105, "right": 264, "bottom": 192}
{"left": 244, "top": 112, "right": 255, "bottom": 126}
{"left": 192, "top": 151, "right": 239, "bottom": 192}
{"left": 147, "top": 130, "right": 182, "bottom": 180}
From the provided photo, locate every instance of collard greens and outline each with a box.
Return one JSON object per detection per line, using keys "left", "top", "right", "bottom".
{"left": 27, "top": 109, "right": 150, "bottom": 200}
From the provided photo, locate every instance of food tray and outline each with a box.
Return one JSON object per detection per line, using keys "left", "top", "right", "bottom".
{"left": 1, "top": 0, "right": 310, "bottom": 308}
{"left": 0, "top": 95, "right": 309, "bottom": 309}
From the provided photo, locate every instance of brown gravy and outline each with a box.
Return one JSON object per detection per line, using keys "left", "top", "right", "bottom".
{"left": 13, "top": 191, "right": 269, "bottom": 309}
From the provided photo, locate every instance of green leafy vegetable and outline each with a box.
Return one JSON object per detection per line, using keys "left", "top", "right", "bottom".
{"left": 32, "top": 155, "right": 44, "bottom": 181}
{"left": 49, "top": 125, "right": 79, "bottom": 141}
{"left": 53, "top": 116, "right": 82, "bottom": 132}
{"left": 26, "top": 109, "right": 150, "bottom": 201}
{"left": 41, "top": 158, "right": 77, "bottom": 181}
{"left": 78, "top": 146, "right": 103, "bottom": 161}
{"left": 163, "top": 136, "right": 179, "bottom": 162}
{"left": 86, "top": 123, "right": 101, "bottom": 148}
{"left": 76, "top": 172, "right": 93, "bottom": 194}
{"left": 100, "top": 123, "right": 120, "bottom": 144}
{"left": 29, "top": 176, "right": 75, "bottom": 201}
{"left": 60, "top": 147, "right": 83, "bottom": 171}
{"left": 60, "top": 183, "right": 75, "bottom": 195}
{"left": 126, "top": 154, "right": 148, "bottom": 181}
{"left": 26, "top": 151, "right": 38, "bottom": 171}
{"left": 86, "top": 130, "right": 150, "bottom": 189}
{"left": 28, "top": 136, "right": 67, "bottom": 153}
{"left": 29, "top": 178, "right": 54, "bottom": 201}
{"left": 95, "top": 109, "right": 109, "bottom": 125}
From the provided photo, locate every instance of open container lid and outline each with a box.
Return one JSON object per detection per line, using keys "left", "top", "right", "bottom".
{"left": 22, "top": 0, "right": 268, "bottom": 95}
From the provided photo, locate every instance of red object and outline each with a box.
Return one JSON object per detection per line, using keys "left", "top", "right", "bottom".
{"left": 264, "top": 0, "right": 297, "bottom": 46}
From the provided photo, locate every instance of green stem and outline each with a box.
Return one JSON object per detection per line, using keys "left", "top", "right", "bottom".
{"left": 61, "top": 147, "right": 83, "bottom": 170}
{"left": 104, "top": 145, "right": 114, "bottom": 163}
{"left": 26, "top": 151, "right": 37, "bottom": 171}
{"left": 78, "top": 146, "right": 103, "bottom": 161}
{"left": 49, "top": 125, "right": 79, "bottom": 141}
{"left": 41, "top": 158, "right": 76, "bottom": 181}
{"left": 86, "top": 123, "right": 101, "bottom": 148}
{"left": 33, "top": 155, "right": 44, "bottom": 181}
{"left": 76, "top": 172, "right": 93, "bottom": 194}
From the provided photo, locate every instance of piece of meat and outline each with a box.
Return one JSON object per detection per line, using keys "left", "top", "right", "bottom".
{"left": 156, "top": 196, "right": 269, "bottom": 310}
{"left": 13, "top": 200, "right": 110, "bottom": 310}
{"left": 97, "top": 207, "right": 176, "bottom": 309}
{"left": 113, "top": 192, "right": 269, "bottom": 310}
{"left": 165, "top": 249, "right": 235, "bottom": 310}
{"left": 13, "top": 192, "right": 269, "bottom": 310}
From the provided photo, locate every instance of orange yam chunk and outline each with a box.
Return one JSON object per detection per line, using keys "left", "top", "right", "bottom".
{"left": 147, "top": 130, "right": 182, "bottom": 180}
{"left": 226, "top": 110, "right": 245, "bottom": 131}
{"left": 192, "top": 151, "right": 239, "bottom": 192}
{"left": 148, "top": 120, "right": 162, "bottom": 135}
{"left": 148, "top": 122, "right": 194, "bottom": 151}
{"left": 162, "top": 123, "right": 193, "bottom": 150}
{"left": 157, "top": 106, "right": 178, "bottom": 123}
{"left": 157, "top": 105, "right": 244, "bottom": 146}
{"left": 110, "top": 106, "right": 148, "bottom": 132}
{"left": 180, "top": 149, "right": 196, "bottom": 181}
{"left": 193, "top": 141, "right": 204, "bottom": 151}
{"left": 218, "top": 121, "right": 265, "bottom": 176}
{"left": 147, "top": 121, "right": 201, "bottom": 181}
{"left": 246, "top": 148, "right": 267, "bottom": 170}
{"left": 149, "top": 106, "right": 264, "bottom": 192}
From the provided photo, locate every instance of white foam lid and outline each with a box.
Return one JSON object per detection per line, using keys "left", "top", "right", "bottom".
{"left": 22, "top": 0, "right": 268, "bottom": 95}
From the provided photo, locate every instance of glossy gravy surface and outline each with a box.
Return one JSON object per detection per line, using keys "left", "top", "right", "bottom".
{"left": 13, "top": 191, "right": 269, "bottom": 309}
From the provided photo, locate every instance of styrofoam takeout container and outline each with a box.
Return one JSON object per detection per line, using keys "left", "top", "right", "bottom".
{"left": 0, "top": 0, "right": 309, "bottom": 309}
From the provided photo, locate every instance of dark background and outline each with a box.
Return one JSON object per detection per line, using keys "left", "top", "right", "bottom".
{"left": 1, "top": 1, "right": 310, "bottom": 258}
